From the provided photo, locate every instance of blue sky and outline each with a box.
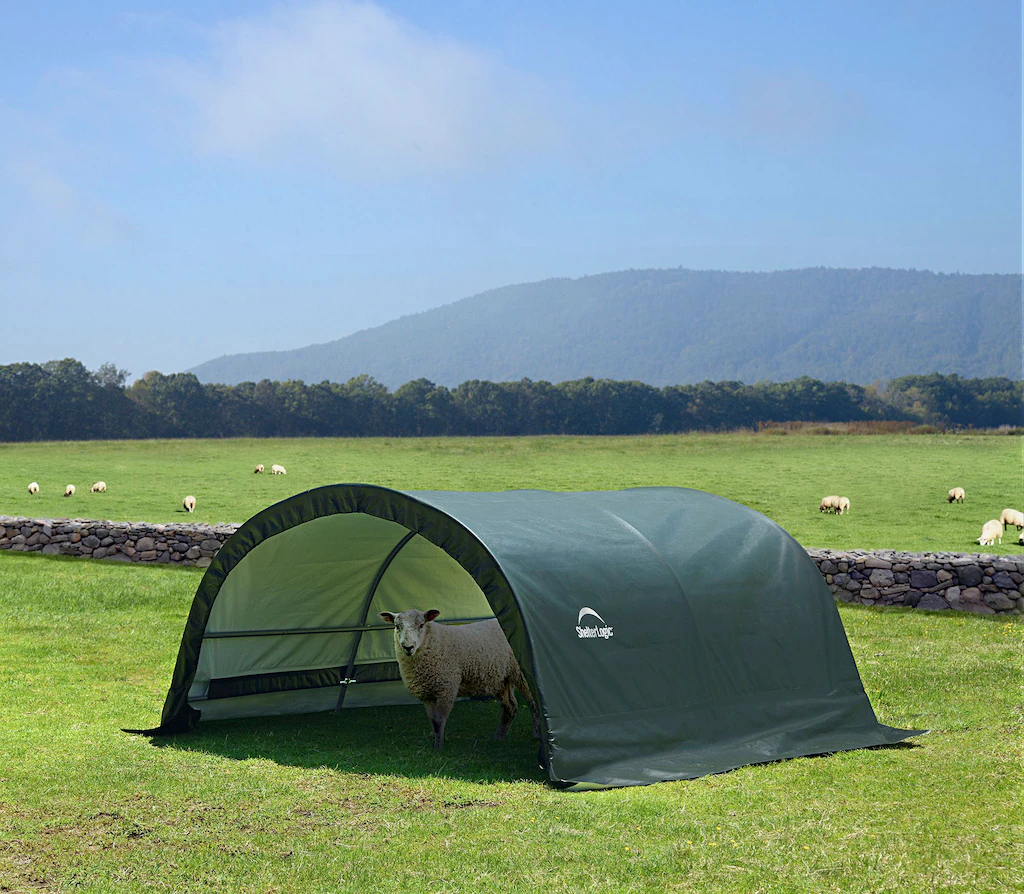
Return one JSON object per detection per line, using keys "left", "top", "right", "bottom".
{"left": 1, "top": 1, "right": 1020, "bottom": 377}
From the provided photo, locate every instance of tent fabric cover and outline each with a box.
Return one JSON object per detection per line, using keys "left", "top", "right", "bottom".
{"left": 148, "top": 484, "right": 919, "bottom": 789}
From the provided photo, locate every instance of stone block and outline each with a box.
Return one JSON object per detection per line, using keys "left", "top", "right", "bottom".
{"left": 991, "top": 571, "right": 1015, "bottom": 589}
{"left": 864, "top": 557, "right": 892, "bottom": 570}
{"left": 960, "top": 603, "right": 996, "bottom": 614}
{"left": 910, "top": 569, "right": 938, "bottom": 589}
{"left": 135, "top": 536, "right": 155, "bottom": 552}
{"left": 983, "top": 591, "right": 1015, "bottom": 611}
{"left": 956, "top": 566, "right": 983, "bottom": 588}
{"left": 916, "top": 593, "right": 950, "bottom": 611}
{"left": 869, "top": 569, "right": 895, "bottom": 588}
{"left": 960, "top": 587, "right": 983, "bottom": 603}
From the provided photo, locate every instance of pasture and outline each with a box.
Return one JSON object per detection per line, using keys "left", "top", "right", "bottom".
{"left": 0, "top": 554, "right": 1020, "bottom": 892}
{"left": 1, "top": 432, "right": 1022, "bottom": 553}
{"left": 1, "top": 432, "right": 1022, "bottom": 891}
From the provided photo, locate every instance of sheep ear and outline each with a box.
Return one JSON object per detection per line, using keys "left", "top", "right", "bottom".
{"left": 379, "top": 612, "right": 396, "bottom": 624}
{"left": 423, "top": 609, "right": 441, "bottom": 622}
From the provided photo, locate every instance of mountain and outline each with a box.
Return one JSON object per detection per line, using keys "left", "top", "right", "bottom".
{"left": 189, "top": 267, "right": 1022, "bottom": 388}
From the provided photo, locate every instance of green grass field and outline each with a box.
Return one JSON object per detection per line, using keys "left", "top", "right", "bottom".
{"left": 1, "top": 433, "right": 1022, "bottom": 891}
{"left": 1, "top": 553, "right": 1021, "bottom": 893}
{"left": 1, "top": 432, "right": 1022, "bottom": 553}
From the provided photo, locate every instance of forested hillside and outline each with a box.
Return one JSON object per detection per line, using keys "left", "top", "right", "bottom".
{"left": 0, "top": 360, "right": 1019, "bottom": 441}
{"left": 189, "top": 268, "right": 1022, "bottom": 388}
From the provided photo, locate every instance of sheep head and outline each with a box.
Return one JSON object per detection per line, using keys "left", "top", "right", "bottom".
{"left": 379, "top": 608, "right": 441, "bottom": 657}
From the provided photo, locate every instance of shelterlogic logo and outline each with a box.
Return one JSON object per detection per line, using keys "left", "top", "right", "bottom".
{"left": 576, "top": 607, "right": 614, "bottom": 640}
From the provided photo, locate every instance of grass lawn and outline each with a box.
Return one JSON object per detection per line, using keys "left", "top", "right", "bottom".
{"left": 1, "top": 432, "right": 1022, "bottom": 553}
{"left": 0, "top": 553, "right": 1021, "bottom": 892}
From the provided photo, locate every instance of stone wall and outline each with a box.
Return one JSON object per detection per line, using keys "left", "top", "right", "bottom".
{"left": 0, "top": 515, "right": 237, "bottom": 568}
{"left": 2, "top": 515, "right": 1022, "bottom": 614}
{"left": 807, "top": 548, "right": 1024, "bottom": 615}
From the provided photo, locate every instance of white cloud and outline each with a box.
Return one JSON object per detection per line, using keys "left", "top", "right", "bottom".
{"left": 168, "top": 2, "right": 557, "bottom": 175}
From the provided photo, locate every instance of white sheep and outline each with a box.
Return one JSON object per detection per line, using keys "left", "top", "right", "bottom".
{"left": 271, "top": 464, "right": 287, "bottom": 475}
{"left": 183, "top": 494, "right": 196, "bottom": 513}
{"left": 63, "top": 484, "right": 76, "bottom": 497}
{"left": 27, "top": 482, "right": 39, "bottom": 495}
{"left": 838, "top": 496, "right": 851, "bottom": 515}
{"left": 977, "top": 519, "right": 1003, "bottom": 546}
{"left": 90, "top": 481, "right": 107, "bottom": 493}
{"left": 999, "top": 508, "right": 1024, "bottom": 531}
{"left": 819, "top": 495, "right": 840, "bottom": 514}
{"left": 379, "top": 608, "right": 540, "bottom": 750}
{"left": 254, "top": 464, "right": 265, "bottom": 474}
{"left": 947, "top": 487, "right": 965, "bottom": 504}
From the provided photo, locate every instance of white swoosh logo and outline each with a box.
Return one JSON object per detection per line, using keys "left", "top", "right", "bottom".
{"left": 578, "top": 607, "right": 605, "bottom": 625}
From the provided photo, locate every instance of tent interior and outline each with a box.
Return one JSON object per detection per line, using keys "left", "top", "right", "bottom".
{"left": 192, "top": 512, "right": 499, "bottom": 722}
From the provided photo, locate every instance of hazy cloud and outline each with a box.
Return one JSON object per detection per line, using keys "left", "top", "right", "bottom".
{"left": 167, "top": 2, "right": 557, "bottom": 176}
{"left": 3, "top": 158, "right": 135, "bottom": 248}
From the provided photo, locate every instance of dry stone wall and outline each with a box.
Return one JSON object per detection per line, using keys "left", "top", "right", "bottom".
{"left": 1, "top": 516, "right": 1022, "bottom": 615}
{"left": 0, "top": 515, "right": 237, "bottom": 568}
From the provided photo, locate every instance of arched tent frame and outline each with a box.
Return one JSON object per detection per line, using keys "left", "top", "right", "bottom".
{"left": 146, "top": 484, "right": 920, "bottom": 790}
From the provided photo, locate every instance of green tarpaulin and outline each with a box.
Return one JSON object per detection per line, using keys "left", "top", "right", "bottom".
{"left": 143, "top": 484, "right": 920, "bottom": 789}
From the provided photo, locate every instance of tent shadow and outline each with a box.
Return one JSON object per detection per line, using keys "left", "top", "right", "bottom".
{"left": 145, "top": 700, "right": 549, "bottom": 785}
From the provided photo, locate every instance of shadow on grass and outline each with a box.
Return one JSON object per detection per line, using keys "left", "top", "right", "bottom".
{"left": 147, "top": 700, "right": 549, "bottom": 786}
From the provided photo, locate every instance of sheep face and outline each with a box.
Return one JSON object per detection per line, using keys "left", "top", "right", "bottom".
{"left": 380, "top": 608, "right": 440, "bottom": 657}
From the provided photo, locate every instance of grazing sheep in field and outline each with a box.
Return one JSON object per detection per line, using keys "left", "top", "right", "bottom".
{"left": 90, "top": 481, "right": 107, "bottom": 493}
{"left": 183, "top": 494, "right": 196, "bottom": 513}
{"left": 977, "top": 519, "right": 1002, "bottom": 546}
{"left": 378, "top": 608, "right": 540, "bottom": 750}
{"left": 947, "top": 487, "right": 966, "bottom": 504}
{"left": 27, "top": 482, "right": 39, "bottom": 495}
{"left": 999, "top": 508, "right": 1024, "bottom": 531}
{"left": 271, "top": 464, "right": 287, "bottom": 475}
{"left": 254, "top": 464, "right": 265, "bottom": 474}
{"left": 838, "top": 496, "right": 851, "bottom": 515}
{"left": 63, "top": 484, "right": 76, "bottom": 497}
{"left": 819, "top": 495, "right": 840, "bottom": 514}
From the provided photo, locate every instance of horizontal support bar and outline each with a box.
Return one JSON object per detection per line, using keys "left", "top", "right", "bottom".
{"left": 203, "top": 615, "right": 497, "bottom": 640}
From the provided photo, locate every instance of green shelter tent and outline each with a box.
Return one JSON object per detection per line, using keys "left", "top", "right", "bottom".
{"left": 142, "top": 484, "right": 919, "bottom": 789}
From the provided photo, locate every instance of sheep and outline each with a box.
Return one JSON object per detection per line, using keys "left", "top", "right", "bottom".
{"left": 183, "top": 494, "right": 196, "bottom": 513}
{"left": 999, "top": 508, "right": 1024, "bottom": 531}
{"left": 947, "top": 487, "right": 966, "bottom": 504}
{"left": 378, "top": 608, "right": 540, "bottom": 750}
{"left": 254, "top": 464, "right": 265, "bottom": 474}
{"left": 63, "top": 484, "right": 76, "bottom": 497}
{"left": 90, "top": 481, "right": 107, "bottom": 493}
{"left": 27, "top": 482, "right": 39, "bottom": 495}
{"left": 977, "top": 519, "right": 1002, "bottom": 546}
{"left": 838, "top": 496, "right": 851, "bottom": 515}
{"left": 1019, "top": 529, "right": 1024, "bottom": 547}
{"left": 271, "top": 464, "right": 287, "bottom": 475}
{"left": 819, "top": 495, "right": 840, "bottom": 514}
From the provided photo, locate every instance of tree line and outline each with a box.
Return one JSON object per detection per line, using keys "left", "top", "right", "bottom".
{"left": 0, "top": 359, "right": 1020, "bottom": 441}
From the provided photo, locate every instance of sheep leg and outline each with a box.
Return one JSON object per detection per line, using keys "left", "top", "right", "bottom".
{"left": 516, "top": 672, "right": 542, "bottom": 740}
{"left": 495, "top": 683, "right": 518, "bottom": 740}
{"left": 424, "top": 698, "right": 453, "bottom": 750}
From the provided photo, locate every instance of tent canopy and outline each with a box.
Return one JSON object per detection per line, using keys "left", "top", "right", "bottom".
{"left": 149, "top": 484, "right": 918, "bottom": 789}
